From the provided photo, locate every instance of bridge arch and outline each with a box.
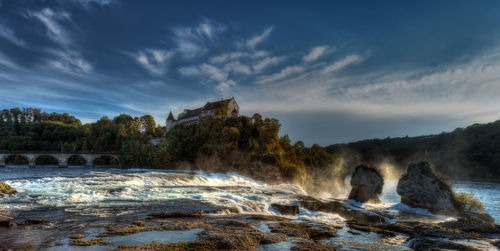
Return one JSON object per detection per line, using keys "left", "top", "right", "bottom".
{"left": 93, "top": 155, "right": 120, "bottom": 167}
{"left": 0, "top": 151, "right": 119, "bottom": 168}
{"left": 67, "top": 155, "right": 87, "bottom": 166}
{"left": 35, "top": 155, "right": 59, "bottom": 166}
{"left": 4, "top": 154, "right": 29, "bottom": 166}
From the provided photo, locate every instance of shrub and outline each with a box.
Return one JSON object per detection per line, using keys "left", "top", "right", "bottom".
{"left": 0, "top": 182, "right": 17, "bottom": 195}
{"left": 454, "top": 192, "right": 485, "bottom": 213}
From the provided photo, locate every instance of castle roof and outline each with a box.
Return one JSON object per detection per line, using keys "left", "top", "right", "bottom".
{"left": 178, "top": 98, "right": 235, "bottom": 119}
{"left": 167, "top": 111, "right": 176, "bottom": 121}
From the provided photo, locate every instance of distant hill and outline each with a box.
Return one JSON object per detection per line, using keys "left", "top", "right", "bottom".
{"left": 326, "top": 120, "right": 500, "bottom": 181}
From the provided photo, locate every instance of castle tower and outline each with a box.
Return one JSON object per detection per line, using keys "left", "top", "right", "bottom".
{"left": 166, "top": 111, "right": 176, "bottom": 133}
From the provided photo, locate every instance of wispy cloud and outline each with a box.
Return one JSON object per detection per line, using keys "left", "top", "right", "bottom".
{"left": 303, "top": 45, "right": 330, "bottom": 63}
{"left": 246, "top": 26, "right": 273, "bottom": 49}
{"left": 132, "top": 49, "right": 174, "bottom": 76}
{"left": 27, "top": 8, "right": 72, "bottom": 46}
{"left": 47, "top": 50, "right": 93, "bottom": 75}
{"left": 0, "top": 24, "right": 26, "bottom": 47}
{"left": 223, "top": 61, "right": 251, "bottom": 75}
{"left": 0, "top": 52, "right": 20, "bottom": 69}
{"left": 71, "top": 0, "right": 114, "bottom": 8}
{"left": 322, "top": 54, "right": 363, "bottom": 73}
{"left": 257, "top": 65, "right": 304, "bottom": 84}
{"left": 172, "top": 19, "right": 226, "bottom": 58}
{"left": 179, "top": 63, "right": 228, "bottom": 82}
{"left": 253, "top": 56, "right": 285, "bottom": 71}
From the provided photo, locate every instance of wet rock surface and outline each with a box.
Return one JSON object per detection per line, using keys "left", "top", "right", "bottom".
{"left": 271, "top": 203, "right": 299, "bottom": 215}
{"left": 441, "top": 211, "right": 499, "bottom": 233}
{"left": 298, "top": 196, "right": 388, "bottom": 224}
{"left": 268, "top": 222, "right": 337, "bottom": 240}
{"left": 409, "top": 238, "right": 482, "bottom": 251}
{"left": 0, "top": 215, "right": 14, "bottom": 228}
{"left": 397, "top": 161, "right": 458, "bottom": 215}
{"left": 348, "top": 165, "right": 384, "bottom": 203}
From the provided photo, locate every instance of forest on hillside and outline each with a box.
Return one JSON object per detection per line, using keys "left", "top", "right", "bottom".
{"left": 0, "top": 108, "right": 341, "bottom": 190}
{"left": 327, "top": 120, "right": 500, "bottom": 181}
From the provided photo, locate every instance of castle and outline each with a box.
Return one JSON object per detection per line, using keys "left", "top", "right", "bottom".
{"left": 166, "top": 97, "right": 240, "bottom": 132}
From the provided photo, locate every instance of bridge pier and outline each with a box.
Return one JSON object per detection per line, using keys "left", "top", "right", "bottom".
{"left": 83, "top": 155, "right": 95, "bottom": 168}
{"left": 0, "top": 154, "right": 5, "bottom": 168}
{"left": 58, "top": 157, "right": 68, "bottom": 168}
{"left": 27, "top": 154, "right": 36, "bottom": 168}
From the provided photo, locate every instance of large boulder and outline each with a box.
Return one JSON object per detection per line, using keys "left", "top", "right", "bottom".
{"left": 397, "top": 162, "right": 458, "bottom": 215}
{"left": 348, "top": 165, "right": 384, "bottom": 203}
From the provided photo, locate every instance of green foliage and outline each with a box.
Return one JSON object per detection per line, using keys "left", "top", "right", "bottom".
{"left": 0, "top": 108, "right": 158, "bottom": 152}
{"left": 0, "top": 107, "right": 339, "bottom": 185}
{"left": 0, "top": 182, "right": 17, "bottom": 195}
{"left": 454, "top": 192, "right": 485, "bottom": 213}
{"left": 164, "top": 115, "right": 338, "bottom": 184}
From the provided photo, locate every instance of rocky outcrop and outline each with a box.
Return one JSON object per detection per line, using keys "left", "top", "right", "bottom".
{"left": 397, "top": 162, "right": 458, "bottom": 215}
{"left": 271, "top": 204, "right": 299, "bottom": 215}
{"left": 441, "top": 212, "right": 499, "bottom": 233}
{"left": 348, "top": 165, "right": 383, "bottom": 203}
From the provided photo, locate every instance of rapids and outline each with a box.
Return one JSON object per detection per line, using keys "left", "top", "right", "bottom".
{"left": 0, "top": 166, "right": 498, "bottom": 250}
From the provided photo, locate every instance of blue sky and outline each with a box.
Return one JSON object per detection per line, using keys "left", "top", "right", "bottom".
{"left": 1, "top": 0, "right": 500, "bottom": 145}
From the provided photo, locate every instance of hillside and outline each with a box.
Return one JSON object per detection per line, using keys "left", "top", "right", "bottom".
{"left": 327, "top": 120, "right": 500, "bottom": 181}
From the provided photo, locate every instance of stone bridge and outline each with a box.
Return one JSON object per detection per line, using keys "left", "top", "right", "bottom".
{"left": 0, "top": 150, "right": 119, "bottom": 168}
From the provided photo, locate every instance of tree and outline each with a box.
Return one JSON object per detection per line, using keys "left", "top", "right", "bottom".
{"left": 140, "top": 115, "right": 156, "bottom": 137}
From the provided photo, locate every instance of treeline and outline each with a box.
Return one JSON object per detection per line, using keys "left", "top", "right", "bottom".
{"left": 327, "top": 120, "right": 500, "bottom": 181}
{"left": 0, "top": 108, "right": 341, "bottom": 188}
{"left": 0, "top": 108, "right": 163, "bottom": 152}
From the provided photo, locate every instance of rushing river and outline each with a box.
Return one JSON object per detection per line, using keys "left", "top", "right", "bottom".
{"left": 0, "top": 166, "right": 499, "bottom": 250}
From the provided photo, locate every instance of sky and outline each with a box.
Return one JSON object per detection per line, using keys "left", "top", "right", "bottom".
{"left": 1, "top": 0, "right": 500, "bottom": 145}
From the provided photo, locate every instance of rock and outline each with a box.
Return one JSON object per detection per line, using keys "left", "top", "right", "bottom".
{"left": 17, "top": 219, "right": 50, "bottom": 226}
{"left": 291, "top": 240, "right": 338, "bottom": 251}
{"left": 268, "top": 222, "right": 337, "bottom": 240}
{"left": 148, "top": 211, "right": 203, "bottom": 219}
{"left": 397, "top": 162, "right": 458, "bottom": 215}
{"left": 132, "top": 220, "right": 145, "bottom": 227}
{"left": 441, "top": 212, "right": 499, "bottom": 233}
{"left": 299, "top": 196, "right": 388, "bottom": 224}
{"left": 347, "top": 222, "right": 396, "bottom": 237}
{"left": 492, "top": 240, "right": 500, "bottom": 249}
{"left": 99, "top": 223, "right": 152, "bottom": 237}
{"left": 0, "top": 216, "right": 13, "bottom": 227}
{"left": 246, "top": 215, "right": 291, "bottom": 222}
{"left": 70, "top": 234, "right": 85, "bottom": 239}
{"left": 347, "top": 230, "right": 360, "bottom": 235}
{"left": 70, "top": 238, "right": 111, "bottom": 246}
{"left": 271, "top": 204, "right": 299, "bottom": 215}
{"left": 348, "top": 165, "right": 384, "bottom": 203}
{"left": 409, "top": 238, "right": 480, "bottom": 251}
